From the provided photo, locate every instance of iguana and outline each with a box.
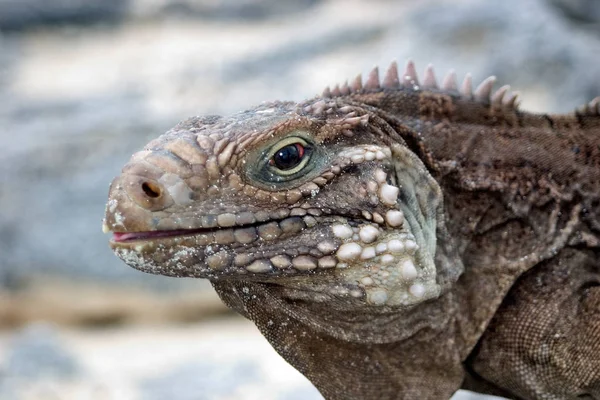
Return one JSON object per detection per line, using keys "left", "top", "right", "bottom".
{"left": 103, "top": 60, "right": 600, "bottom": 400}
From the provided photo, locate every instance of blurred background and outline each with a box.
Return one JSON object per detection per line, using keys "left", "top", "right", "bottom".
{"left": 0, "top": 0, "right": 599, "bottom": 398}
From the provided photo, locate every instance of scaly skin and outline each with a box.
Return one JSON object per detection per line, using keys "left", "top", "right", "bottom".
{"left": 104, "top": 61, "right": 600, "bottom": 399}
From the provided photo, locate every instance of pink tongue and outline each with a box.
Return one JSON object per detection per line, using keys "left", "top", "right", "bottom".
{"left": 112, "top": 232, "right": 140, "bottom": 242}
{"left": 112, "top": 229, "right": 201, "bottom": 242}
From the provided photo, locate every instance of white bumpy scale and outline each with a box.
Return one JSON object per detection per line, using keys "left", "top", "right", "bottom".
{"left": 329, "top": 144, "right": 443, "bottom": 307}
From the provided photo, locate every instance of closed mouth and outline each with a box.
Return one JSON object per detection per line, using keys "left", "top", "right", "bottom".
{"left": 109, "top": 214, "right": 323, "bottom": 245}
{"left": 112, "top": 229, "right": 209, "bottom": 242}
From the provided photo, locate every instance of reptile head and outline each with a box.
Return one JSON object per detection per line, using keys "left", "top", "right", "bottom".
{"left": 105, "top": 65, "right": 446, "bottom": 309}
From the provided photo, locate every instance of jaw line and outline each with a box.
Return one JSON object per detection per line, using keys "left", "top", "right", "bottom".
{"left": 108, "top": 213, "right": 371, "bottom": 245}
{"left": 111, "top": 228, "right": 212, "bottom": 243}
{"left": 109, "top": 216, "right": 302, "bottom": 244}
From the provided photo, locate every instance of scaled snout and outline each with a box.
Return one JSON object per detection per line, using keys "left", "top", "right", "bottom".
{"left": 118, "top": 174, "right": 174, "bottom": 212}
{"left": 103, "top": 172, "right": 175, "bottom": 233}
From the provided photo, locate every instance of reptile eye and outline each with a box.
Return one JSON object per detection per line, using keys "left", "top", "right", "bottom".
{"left": 267, "top": 137, "right": 312, "bottom": 176}
{"left": 271, "top": 143, "right": 305, "bottom": 170}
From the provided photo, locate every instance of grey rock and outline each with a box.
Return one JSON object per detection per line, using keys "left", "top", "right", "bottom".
{"left": 221, "top": 25, "right": 385, "bottom": 83}
{"left": 3, "top": 323, "right": 81, "bottom": 380}
{"left": 278, "top": 385, "right": 323, "bottom": 400}
{"left": 0, "top": 384, "right": 18, "bottom": 400}
{"left": 140, "top": 360, "right": 260, "bottom": 400}
{"left": 0, "top": 0, "right": 127, "bottom": 31}
{"left": 0, "top": 0, "right": 322, "bottom": 31}
{"left": 548, "top": 0, "right": 600, "bottom": 24}
{"left": 396, "top": 0, "right": 600, "bottom": 112}
{"left": 0, "top": 35, "right": 18, "bottom": 88}
{"left": 155, "top": 0, "right": 321, "bottom": 21}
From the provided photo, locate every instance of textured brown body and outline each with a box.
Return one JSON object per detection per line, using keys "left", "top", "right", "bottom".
{"left": 104, "top": 62, "right": 600, "bottom": 399}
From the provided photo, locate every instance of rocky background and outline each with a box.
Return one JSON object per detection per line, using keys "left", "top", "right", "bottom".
{"left": 0, "top": 0, "right": 599, "bottom": 398}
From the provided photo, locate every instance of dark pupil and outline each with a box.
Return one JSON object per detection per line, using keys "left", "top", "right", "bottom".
{"left": 274, "top": 144, "right": 302, "bottom": 170}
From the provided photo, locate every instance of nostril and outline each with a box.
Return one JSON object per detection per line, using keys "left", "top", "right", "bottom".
{"left": 119, "top": 175, "right": 172, "bottom": 211}
{"left": 141, "top": 182, "right": 162, "bottom": 198}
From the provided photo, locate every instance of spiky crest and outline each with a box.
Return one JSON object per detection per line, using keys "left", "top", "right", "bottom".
{"left": 322, "top": 60, "right": 523, "bottom": 111}
{"left": 577, "top": 96, "right": 600, "bottom": 116}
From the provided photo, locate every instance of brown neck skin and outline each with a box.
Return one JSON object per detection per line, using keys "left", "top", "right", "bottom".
{"left": 357, "top": 89, "right": 600, "bottom": 354}
{"left": 215, "top": 89, "right": 600, "bottom": 399}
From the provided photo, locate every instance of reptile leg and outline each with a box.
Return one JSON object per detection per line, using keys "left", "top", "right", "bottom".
{"left": 465, "top": 248, "right": 600, "bottom": 399}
